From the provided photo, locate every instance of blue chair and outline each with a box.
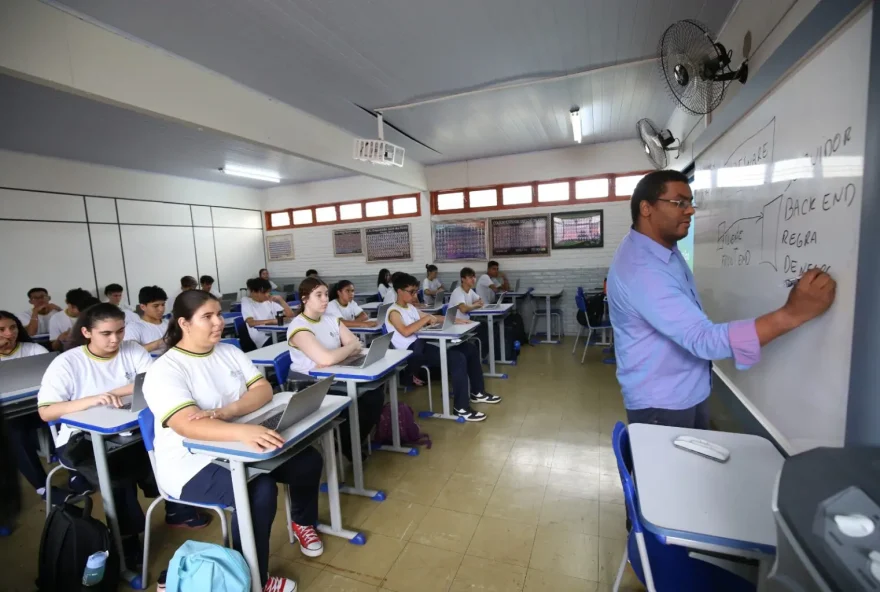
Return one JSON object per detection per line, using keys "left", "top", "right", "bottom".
{"left": 272, "top": 351, "right": 292, "bottom": 386}
{"left": 220, "top": 338, "right": 241, "bottom": 349}
{"left": 611, "top": 422, "right": 754, "bottom": 592}
{"left": 417, "top": 289, "right": 424, "bottom": 304}
{"left": 233, "top": 316, "right": 257, "bottom": 352}
{"left": 441, "top": 304, "right": 448, "bottom": 315}
{"left": 573, "top": 293, "right": 612, "bottom": 363}
{"left": 230, "top": 302, "right": 241, "bottom": 313}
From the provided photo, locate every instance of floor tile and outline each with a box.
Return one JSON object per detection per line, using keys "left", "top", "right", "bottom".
{"left": 434, "top": 473, "right": 496, "bottom": 516}
{"left": 310, "top": 571, "right": 380, "bottom": 591}
{"left": 523, "top": 569, "right": 597, "bottom": 592}
{"left": 545, "top": 468, "right": 600, "bottom": 500}
{"left": 598, "top": 503, "right": 627, "bottom": 540}
{"left": 389, "top": 468, "right": 452, "bottom": 505}
{"left": 410, "top": 507, "right": 481, "bottom": 553}
{"left": 496, "top": 462, "right": 552, "bottom": 490}
{"left": 551, "top": 444, "right": 601, "bottom": 474}
{"left": 360, "top": 499, "right": 430, "bottom": 541}
{"left": 539, "top": 494, "right": 600, "bottom": 535}
{"left": 454, "top": 456, "right": 507, "bottom": 484}
{"left": 529, "top": 525, "right": 599, "bottom": 581}
{"left": 598, "top": 475, "right": 624, "bottom": 505}
{"left": 507, "top": 441, "right": 556, "bottom": 467}
{"left": 597, "top": 536, "right": 629, "bottom": 583}
{"left": 325, "top": 533, "right": 406, "bottom": 586}
{"left": 484, "top": 485, "right": 546, "bottom": 524}
{"left": 467, "top": 516, "right": 537, "bottom": 568}
{"left": 267, "top": 555, "right": 323, "bottom": 590}
{"left": 382, "top": 541, "right": 463, "bottom": 592}
{"left": 467, "top": 435, "right": 517, "bottom": 459}
{"left": 450, "top": 555, "right": 528, "bottom": 592}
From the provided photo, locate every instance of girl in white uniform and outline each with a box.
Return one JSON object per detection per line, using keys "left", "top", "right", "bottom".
{"left": 287, "top": 278, "right": 385, "bottom": 462}
{"left": 142, "top": 290, "right": 322, "bottom": 592}
{"left": 37, "top": 304, "right": 207, "bottom": 568}
{"left": 385, "top": 274, "right": 500, "bottom": 422}
{"left": 376, "top": 268, "right": 392, "bottom": 302}
{"left": 326, "top": 280, "right": 377, "bottom": 328}
{"left": 0, "top": 310, "right": 55, "bottom": 500}
{"left": 259, "top": 268, "right": 279, "bottom": 291}
{"left": 421, "top": 264, "right": 445, "bottom": 306}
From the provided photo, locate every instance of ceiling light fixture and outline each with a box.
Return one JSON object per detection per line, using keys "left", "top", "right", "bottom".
{"left": 570, "top": 108, "right": 582, "bottom": 144}
{"left": 220, "top": 165, "right": 281, "bottom": 183}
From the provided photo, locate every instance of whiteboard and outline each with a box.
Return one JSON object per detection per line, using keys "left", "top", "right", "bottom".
{"left": 214, "top": 228, "right": 265, "bottom": 293}
{"left": 120, "top": 226, "right": 198, "bottom": 302}
{"left": 693, "top": 8, "right": 870, "bottom": 453}
{"left": 89, "top": 224, "right": 128, "bottom": 305}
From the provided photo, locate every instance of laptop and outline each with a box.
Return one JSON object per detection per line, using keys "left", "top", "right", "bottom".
{"left": 484, "top": 291, "right": 508, "bottom": 309}
{"left": 238, "top": 376, "right": 333, "bottom": 432}
{"left": 0, "top": 352, "right": 59, "bottom": 395}
{"left": 513, "top": 279, "right": 520, "bottom": 292}
{"left": 375, "top": 303, "right": 392, "bottom": 326}
{"left": 420, "top": 306, "right": 457, "bottom": 333}
{"left": 336, "top": 332, "right": 393, "bottom": 368}
{"left": 449, "top": 280, "right": 459, "bottom": 293}
{"left": 119, "top": 372, "right": 148, "bottom": 412}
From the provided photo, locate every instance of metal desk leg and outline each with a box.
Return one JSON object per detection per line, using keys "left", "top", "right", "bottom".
{"left": 90, "top": 432, "right": 137, "bottom": 585}
{"left": 483, "top": 316, "right": 507, "bottom": 379}
{"left": 317, "top": 429, "right": 365, "bottom": 544}
{"left": 338, "top": 382, "right": 384, "bottom": 500}
{"left": 229, "top": 460, "right": 262, "bottom": 592}
{"left": 539, "top": 295, "right": 559, "bottom": 344}
{"left": 418, "top": 339, "right": 464, "bottom": 422}
{"left": 375, "top": 370, "right": 418, "bottom": 456}
{"left": 497, "top": 312, "right": 514, "bottom": 367}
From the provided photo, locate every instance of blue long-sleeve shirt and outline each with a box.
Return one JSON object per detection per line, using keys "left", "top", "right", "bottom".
{"left": 607, "top": 229, "right": 761, "bottom": 410}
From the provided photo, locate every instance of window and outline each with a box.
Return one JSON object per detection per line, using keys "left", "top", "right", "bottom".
{"left": 437, "top": 192, "right": 465, "bottom": 211}
{"left": 392, "top": 196, "right": 418, "bottom": 214}
{"left": 469, "top": 189, "right": 498, "bottom": 208}
{"left": 537, "top": 182, "right": 569, "bottom": 203}
{"left": 339, "top": 202, "right": 363, "bottom": 220}
{"left": 365, "top": 200, "right": 389, "bottom": 217}
{"left": 292, "top": 209, "right": 313, "bottom": 225}
{"left": 270, "top": 211, "right": 290, "bottom": 227}
{"left": 502, "top": 186, "right": 532, "bottom": 205}
{"left": 615, "top": 174, "right": 647, "bottom": 197}
{"left": 315, "top": 206, "right": 337, "bottom": 223}
{"left": 265, "top": 192, "right": 420, "bottom": 229}
{"left": 575, "top": 178, "right": 609, "bottom": 200}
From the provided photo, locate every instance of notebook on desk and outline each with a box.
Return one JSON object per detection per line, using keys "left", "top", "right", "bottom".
{"left": 236, "top": 376, "right": 333, "bottom": 432}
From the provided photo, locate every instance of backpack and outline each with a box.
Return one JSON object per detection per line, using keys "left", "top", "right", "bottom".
{"left": 166, "top": 541, "right": 250, "bottom": 592}
{"left": 586, "top": 294, "right": 605, "bottom": 327}
{"left": 504, "top": 312, "right": 529, "bottom": 346}
{"left": 38, "top": 494, "right": 120, "bottom": 592}
{"left": 375, "top": 403, "right": 431, "bottom": 449}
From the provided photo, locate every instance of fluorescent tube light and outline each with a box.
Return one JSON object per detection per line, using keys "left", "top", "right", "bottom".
{"left": 570, "top": 109, "right": 582, "bottom": 144}
{"left": 221, "top": 165, "right": 281, "bottom": 183}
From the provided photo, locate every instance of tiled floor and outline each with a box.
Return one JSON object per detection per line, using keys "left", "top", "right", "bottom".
{"left": 0, "top": 337, "right": 646, "bottom": 591}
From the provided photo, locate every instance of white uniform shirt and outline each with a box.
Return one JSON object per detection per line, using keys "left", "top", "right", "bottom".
{"left": 378, "top": 284, "right": 391, "bottom": 301}
{"left": 48, "top": 311, "right": 76, "bottom": 340}
{"left": 448, "top": 286, "right": 481, "bottom": 320}
{"left": 37, "top": 342, "right": 152, "bottom": 446}
{"left": 124, "top": 318, "right": 169, "bottom": 354}
{"left": 0, "top": 342, "right": 48, "bottom": 361}
{"left": 142, "top": 344, "right": 264, "bottom": 498}
{"left": 421, "top": 278, "right": 442, "bottom": 305}
{"left": 240, "top": 297, "right": 283, "bottom": 348}
{"left": 382, "top": 287, "right": 396, "bottom": 305}
{"left": 476, "top": 274, "right": 500, "bottom": 304}
{"left": 286, "top": 314, "right": 342, "bottom": 375}
{"left": 18, "top": 309, "right": 58, "bottom": 335}
{"left": 325, "top": 299, "right": 364, "bottom": 322}
{"left": 384, "top": 303, "right": 422, "bottom": 349}
{"left": 269, "top": 280, "right": 278, "bottom": 291}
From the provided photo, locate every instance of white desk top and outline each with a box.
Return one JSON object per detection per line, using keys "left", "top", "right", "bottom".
{"left": 531, "top": 288, "right": 564, "bottom": 297}
{"left": 60, "top": 405, "right": 140, "bottom": 434}
{"left": 348, "top": 324, "right": 383, "bottom": 334}
{"left": 629, "top": 423, "right": 784, "bottom": 554}
{"left": 254, "top": 323, "right": 292, "bottom": 334}
{"left": 361, "top": 302, "right": 382, "bottom": 311}
{"left": 362, "top": 302, "right": 441, "bottom": 314}
{"left": 417, "top": 322, "right": 479, "bottom": 340}
{"left": 0, "top": 353, "right": 58, "bottom": 404}
{"left": 469, "top": 303, "right": 514, "bottom": 316}
{"left": 247, "top": 341, "right": 289, "bottom": 365}
{"left": 308, "top": 348, "right": 412, "bottom": 382}
{"left": 184, "top": 394, "right": 349, "bottom": 462}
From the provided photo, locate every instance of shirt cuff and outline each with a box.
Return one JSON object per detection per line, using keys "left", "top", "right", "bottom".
{"left": 728, "top": 319, "right": 760, "bottom": 369}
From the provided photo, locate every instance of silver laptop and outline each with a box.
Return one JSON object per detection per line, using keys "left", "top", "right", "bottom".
{"left": 336, "top": 332, "right": 393, "bottom": 368}
{"left": 420, "top": 306, "right": 457, "bottom": 332}
{"left": 119, "top": 372, "right": 148, "bottom": 411}
{"left": 484, "top": 291, "right": 508, "bottom": 309}
{"left": 449, "top": 280, "right": 459, "bottom": 292}
{"left": 513, "top": 279, "right": 520, "bottom": 292}
{"left": 240, "top": 376, "right": 333, "bottom": 432}
{"left": 0, "top": 352, "right": 59, "bottom": 394}
{"left": 375, "top": 303, "right": 392, "bottom": 326}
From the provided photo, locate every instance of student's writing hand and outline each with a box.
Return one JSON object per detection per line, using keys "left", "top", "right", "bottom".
{"left": 783, "top": 268, "right": 836, "bottom": 324}
{"left": 92, "top": 393, "right": 125, "bottom": 408}
{"left": 236, "top": 424, "right": 285, "bottom": 451}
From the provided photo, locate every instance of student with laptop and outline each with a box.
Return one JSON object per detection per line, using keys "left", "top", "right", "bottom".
{"left": 287, "top": 278, "right": 385, "bottom": 461}
{"left": 241, "top": 278, "right": 297, "bottom": 349}
{"left": 476, "top": 261, "right": 510, "bottom": 305}
{"left": 448, "top": 267, "right": 494, "bottom": 351}
{"left": 124, "top": 286, "right": 170, "bottom": 354}
{"left": 48, "top": 288, "right": 93, "bottom": 351}
{"left": 385, "top": 273, "right": 499, "bottom": 422}
{"left": 422, "top": 264, "right": 445, "bottom": 306}
{"left": 38, "top": 303, "right": 209, "bottom": 569}
{"left": 143, "top": 290, "right": 324, "bottom": 592}
{"left": 326, "top": 280, "right": 377, "bottom": 328}
{"left": 200, "top": 275, "right": 222, "bottom": 298}
{"left": 18, "top": 287, "right": 62, "bottom": 336}
{"left": 258, "top": 268, "right": 279, "bottom": 291}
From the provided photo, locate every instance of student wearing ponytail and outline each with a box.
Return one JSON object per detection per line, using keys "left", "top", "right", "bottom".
{"left": 326, "top": 280, "right": 375, "bottom": 328}
{"left": 421, "top": 264, "right": 445, "bottom": 306}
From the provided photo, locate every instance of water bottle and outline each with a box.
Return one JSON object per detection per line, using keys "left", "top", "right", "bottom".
{"left": 275, "top": 311, "right": 285, "bottom": 326}
{"left": 82, "top": 550, "right": 108, "bottom": 586}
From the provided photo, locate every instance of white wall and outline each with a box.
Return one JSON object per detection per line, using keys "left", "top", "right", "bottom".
{"left": 265, "top": 139, "right": 648, "bottom": 278}
{"left": 0, "top": 150, "right": 267, "bottom": 313}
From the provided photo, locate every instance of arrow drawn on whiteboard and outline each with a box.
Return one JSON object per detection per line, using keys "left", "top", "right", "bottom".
{"left": 716, "top": 189, "right": 785, "bottom": 271}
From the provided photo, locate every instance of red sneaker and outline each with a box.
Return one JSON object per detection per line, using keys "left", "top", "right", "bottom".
{"left": 263, "top": 575, "right": 296, "bottom": 592}
{"left": 291, "top": 522, "right": 324, "bottom": 557}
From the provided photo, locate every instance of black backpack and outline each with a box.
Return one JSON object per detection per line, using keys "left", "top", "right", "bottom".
{"left": 38, "top": 494, "right": 120, "bottom": 591}
{"left": 504, "top": 312, "right": 529, "bottom": 346}
{"left": 585, "top": 294, "right": 605, "bottom": 327}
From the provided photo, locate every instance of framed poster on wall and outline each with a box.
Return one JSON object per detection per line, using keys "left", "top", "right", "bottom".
{"left": 490, "top": 215, "right": 550, "bottom": 257}
{"left": 333, "top": 228, "right": 363, "bottom": 256}
{"left": 365, "top": 223, "right": 412, "bottom": 262}
{"left": 551, "top": 210, "right": 604, "bottom": 249}
{"left": 432, "top": 219, "right": 487, "bottom": 261}
{"left": 266, "top": 234, "right": 295, "bottom": 261}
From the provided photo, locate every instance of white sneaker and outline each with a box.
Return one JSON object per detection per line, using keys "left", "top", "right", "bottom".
{"left": 263, "top": 575, "right": 297, "bottom": 592}
{"left": 454, "top": 407, "right": 487, "bottom": 422}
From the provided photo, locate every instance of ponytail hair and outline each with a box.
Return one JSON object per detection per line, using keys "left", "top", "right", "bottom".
{"left": 0, "top": 311, "right": 32, "bottom": 344}
{"left": 425, "top": 264, "right": 438, "bottom": 274}
{"left": 377, "top": 268, "right": 391, "bottom": 288}
{"left": 165, "top": 290, "right": 219, "bottom": 350}
{"left": 329, "top": 280, "right": 353, "bottom": 302}
{"left": 72, "top": 302, "right": 125, "bottom": 347}
{"left": 298, "top": 277, "right": 328, "bottom": 305}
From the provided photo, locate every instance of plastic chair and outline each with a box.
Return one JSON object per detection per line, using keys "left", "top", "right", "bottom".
{"left": 230, "top": 302, "right": 241, "bottom": 313}
{"left": 527, "top": 292, "right": 563, "bottom": 342}
{"left": 233, "top": 316, "right": 257, "bottom": 352}
{"left": 573, "top": 293, "right": 613, "bottom": 363}
{"left": 611, "top": 422, "right": 754, "bottom": 592}
{"left": 417, "top": 289, "right": 424, "bottom": 304}
{"left": 220, "top": 338, "right": 242, "bottom": 349}
{"left": 272, "top": 351, "right": 292, "bottom": 386}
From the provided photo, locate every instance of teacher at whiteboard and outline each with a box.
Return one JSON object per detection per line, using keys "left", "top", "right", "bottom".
{"left": 607, "top": 170, "right": 836, "bottom": 429}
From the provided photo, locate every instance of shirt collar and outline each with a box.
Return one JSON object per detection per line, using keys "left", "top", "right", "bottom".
{"left": 629, "top": 227, "right": 678, "bottom": 264}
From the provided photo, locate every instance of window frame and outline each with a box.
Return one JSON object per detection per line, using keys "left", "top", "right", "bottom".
{"left": 265, "top": 192, "right": 422, "bottom": 230}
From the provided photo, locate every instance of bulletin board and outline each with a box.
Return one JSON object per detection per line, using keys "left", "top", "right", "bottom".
{"left": 432, "top": 219, "right": 488, "bottom": 261}
{"left": 551, "top": 210, "right": 604, "bottom": 249}
{"left": 490, "top": 215, "right": 550, "bottom": 257}
{"left": 333, "top": 228, "right": 363, "bottom": 257}
{"left": 266, "top": 234, "right": 295, "bottom": 261}
{"left": 365, "top": 224, "right": 412, "bottom": 262}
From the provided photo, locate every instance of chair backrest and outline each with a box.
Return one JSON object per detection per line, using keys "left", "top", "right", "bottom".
{"left": 273, "top": 351, "right": 292, "bottom": 385}
{"left": 230, "top": 302, "right": 241, "bottom": 313}
{"left": 137, "top": 407, "right": 156, "bottom": 454}
{"left": 220, "top": 338, "right": 242, "bottom": 349}
{"left": 417, "top": 289, "right": 424, "bottom": 303}
{"left": 233, "top": 316, "right": 247, "bottom": 337}
{"left": 221, "top": 312, "right": 241, "bottom": 319}
{"left": 450, "top": 280, "right": 458, "bottom": 292}
{"left": 575, "top": 293, "right": 587, "bottom": 314}
{"left": 611, "top": 421, "right": 644, "bottom": 535}
{"left": 577, "top": 286, "right": 585, "bottom": 298}
{"left": 441, "top": 303, "right": 448, "bottom": 315}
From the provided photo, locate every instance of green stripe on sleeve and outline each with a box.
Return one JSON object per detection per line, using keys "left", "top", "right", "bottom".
{"left": 161, "top": 401, "right": 197, "bottom": 427}
{"left": 246, "top": 375, "right": 263, "bottom": 387}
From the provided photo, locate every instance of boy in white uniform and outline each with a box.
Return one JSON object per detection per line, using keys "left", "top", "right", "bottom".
{"left": 448, "top": 268, "right": 485, "bottom": 321}
{"left": 200, "top": 275, "right": 222, "bottom": 298}
{"left": 325, "top": 280, "right": 376, "bottom": 328}
{"left": 167, "top": 275, "right": 199, "bottom": 309}
{"left": 18, "top": 287, "right": 61, "bottom": 336}
{"left": 48, "top": 288, "right": 94, "bottom": 351}
{"left": 476, "top": 260, "right": 510, "bottom": 305}
{"left": 38, "top": 303, "right": 208, "bottom": 568}
{"left": 125, "top": 286, "right": 170, "bottom": 354}
{"left": 240, "top": 278, "right": 296, "bottom": 348}
{"left": 104, "top": 283, "right": 140, "bottom": 324}
{"left": 143, "top": 290, "right": 321, "bottom": 592}
{"left": 421, "top": 264, "right": 445, "bottom": 306}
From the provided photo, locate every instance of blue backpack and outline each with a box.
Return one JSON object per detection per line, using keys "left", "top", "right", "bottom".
{"left": 166, "top": 541, "right": 250, "bottom": 592}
